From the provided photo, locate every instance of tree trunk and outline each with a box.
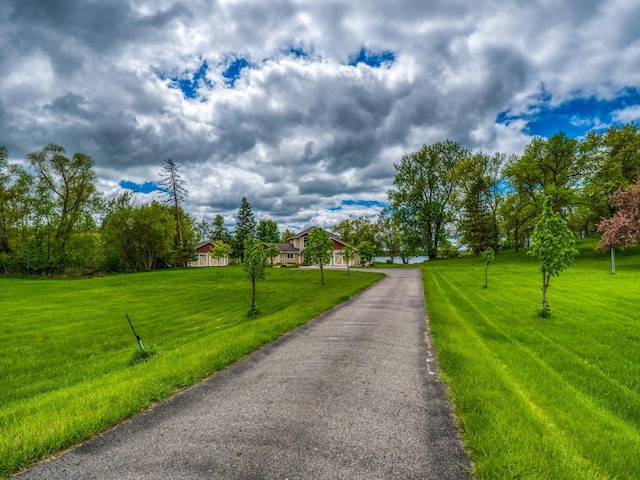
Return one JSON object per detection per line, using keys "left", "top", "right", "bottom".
{"left": 611, "top": 247, "right": 616, "bottom": 275}
{"left": 484, "top": 265, "right": 488, "bottom": 288}
{"left": 251, "top": 277, "right": 256, "bottom": 311}
{"left": 320, "top": 264, "right": 325, "bottom": 285}
{"left": 541, "top": 270, "right": 549, "bottom": 313}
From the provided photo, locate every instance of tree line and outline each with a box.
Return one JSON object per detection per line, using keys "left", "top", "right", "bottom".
{"left": 1, "top": 123, "right": 639, "bottom": 276}
{"left": 385, "top": 122, "right": 640, "bottom": 260}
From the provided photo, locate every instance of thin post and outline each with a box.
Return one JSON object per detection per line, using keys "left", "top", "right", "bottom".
{"left": 126, "top": 314, "right": 145, "bottom": 350}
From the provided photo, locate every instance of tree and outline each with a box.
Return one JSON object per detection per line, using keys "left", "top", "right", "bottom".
{"left": 458, "top": 152, "right": 503, "bottom": 255}
{"left": 528, "top": 196, "right": 579, "bottom": 316}
{"left": 341, "top": 244, "right": 356, "bottom": 274}
{"left": 27, "top": 144, "right": 101, "bottom": 274}
{"left": 242, "top": 237, "right": 269, "bottom": 316}
{"left": 0, "top": 147, "right": 34, "bottom": 274}
{"left": 101, "top": 197, "right": 176, "bottom": 272}
{"left": 304, "top": 228, "right": 333, "bottom": 285}
{"left": 388, "top": 140, "right": 469, "bottom": 259}
{"left": 211, "top": 214, "right": 232, "bottom": 244}
{"left": 503, "top": 133, "right": 582, "bottom": 244}
{"left": 160, "top": 158, "right": 189, "bottom": 265}
{"left": 257, "top": 218, "right": 280, "bottom": 243}
{"left": 209, "top": 240, "right": 232, "bottom": 266}
{"left": 596, "top": 178, "right": 640, "bottom": 274}
{"left": 376, "top": 209, "right": 401, "bottom": 262}
{"left": 281, "top": 228, "right": 295, "bottom": 242}
{"left": 233, "top": 197, "right": 256, "bottom": 261}
{"left": 194, "top": 219, "right": 211, "bottom": 243}
{"left": 481, "top": 247, "right": 495, "bottom": 289}
{"left": 265, "top": 243, "right": 280, "bottom": 266}
{"left": 333, "top": 216, "right": 380, "bottom": 252}
{"left": 358, "top": 240, "right": 376, "bottom": 263}
{"left": 129, "top": 201, "right": 177, "bottom": 271}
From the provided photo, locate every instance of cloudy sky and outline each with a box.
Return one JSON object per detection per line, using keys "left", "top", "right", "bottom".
{"left": 2, "top": 0, "right": 640, "bottom": 231}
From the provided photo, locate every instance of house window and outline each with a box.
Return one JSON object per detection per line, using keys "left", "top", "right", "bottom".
{"left": 287, "top": 253, "right": 294, "bottom": 260}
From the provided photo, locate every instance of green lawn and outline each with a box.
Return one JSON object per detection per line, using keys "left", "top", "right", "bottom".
{"left": 0, "top": 266, "right": 383, "bottom": 478}
{"left": 422, "top": 240, "right": 640, "bottom": 479}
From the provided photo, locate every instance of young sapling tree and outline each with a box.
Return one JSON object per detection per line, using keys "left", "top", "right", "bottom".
{"left": 304, "top": 228, "right": 333, "bottom": 285}
{"left": 528, "top": 196, "right": 578, "bottom": 316}
{"left": 209, "top": 240, "right": 232, "bottom": 266}
{"left": 242, "top": 237, "right": 269, "bottom": 316}
{"left": 481, "top": 247, "right": 494, "bottom": 288}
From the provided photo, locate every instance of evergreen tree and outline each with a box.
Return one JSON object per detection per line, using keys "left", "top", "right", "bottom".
{"left": 211, "top": 214, "right": 232, "bottom": 244}
{"left": 233, "top": 196, "right": 256, "bottom": 261}
{"left": 160, "top": 158, "right": 189, "bottom": 265}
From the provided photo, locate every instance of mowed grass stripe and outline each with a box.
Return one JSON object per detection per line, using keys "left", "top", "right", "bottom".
{"left": 426, "top": 271, "right": 603, "bottom": 480}
{"left": 0, "top": 267, "right": 383, "bottom": 478}
{"left": 430, "top": 268, "right": 603, "bottom": 478}
{"left": 423, "top": 242, "right": 640, "bottom": 479}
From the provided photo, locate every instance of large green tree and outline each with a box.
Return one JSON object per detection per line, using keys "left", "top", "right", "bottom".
{"left": 257, "top": 218, "right": 280, "bottom": 243}
{"left": 304, "top": 228, "right": 333, "bottom": 285}
{"left": 388, "top": 140, "right": 469, "bottom": 259}
{"left": 503, "top": 132, "right": 582, "bottom": 246}
{"left": 528, "top": 196, "right": 579, "bottom": 316}
{"left": 333, "top": 216, "right": 379, "bottom": 252}
{"left": 376, "top": 209, "right": 401, "bottom": 262}
{"left": 27, "top": 144, "right": 101, "bottom": 274}
{"left": 102, "top": 196, "right": 176, "bottom": 271}
{"left": 0, "top": 147, "right": 33, "bottom": 274}
{"left": 580, "top": 123, "right": 640, "bottom": 233}
{"left": 458, "top": 152, "right": 503, "bottom": 255}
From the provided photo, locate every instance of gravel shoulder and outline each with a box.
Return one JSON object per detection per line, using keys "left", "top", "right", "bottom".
{"left": 15, "top": 268, "right": 471, "bottom": 479}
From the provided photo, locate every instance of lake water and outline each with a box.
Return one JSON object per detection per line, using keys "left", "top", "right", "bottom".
{"left": 372, "top": 255, "right": 429, "bottom": 264}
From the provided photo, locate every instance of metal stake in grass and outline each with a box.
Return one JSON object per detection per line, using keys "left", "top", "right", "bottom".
{"left": 126, "top": 314, "right": 145, "bottom": 350}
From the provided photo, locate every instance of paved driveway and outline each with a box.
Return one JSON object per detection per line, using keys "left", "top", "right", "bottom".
{"left": 16, "top": 268, "right": 471, "bottom": 479}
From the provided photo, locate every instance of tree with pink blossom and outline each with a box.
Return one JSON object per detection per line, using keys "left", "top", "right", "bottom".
{"left": 596, "top": 178, "right": 640, "bottom": 274}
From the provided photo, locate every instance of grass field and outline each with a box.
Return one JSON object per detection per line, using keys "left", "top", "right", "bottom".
{"left": 422, "top": 240, "right": 640, "bottom": 479}
{"left": 0, "top": 266, "right": 383, "bottom": 478}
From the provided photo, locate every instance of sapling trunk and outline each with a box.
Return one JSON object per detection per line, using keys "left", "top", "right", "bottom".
{"left": 611, "top": 247, "right": 616, "bottom": 275}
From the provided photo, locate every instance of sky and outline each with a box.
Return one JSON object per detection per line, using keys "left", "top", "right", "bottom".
{"left": 2, "top": 0, "right": 640, "bottom": 232}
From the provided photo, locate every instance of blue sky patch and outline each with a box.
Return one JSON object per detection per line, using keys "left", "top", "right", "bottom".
{"left": 222, "top": 58, "right": 251, "bottom": 86}
{"left": 165, "top": 60, "right": 212, "bottom": 99}
{"left": 288, "top": 47, "right": 309, "bottom": 58}
{"left": 497, "top": 87, "right": 640, "bottom": 138}
{"left": 329, "top": 199, "right": 388, "bottom": 212}
{"left": 349, "top": 48, "right": 395, "bottom": 68}
{"left": 120, "top": 180, "right": 166, "bottom": 194}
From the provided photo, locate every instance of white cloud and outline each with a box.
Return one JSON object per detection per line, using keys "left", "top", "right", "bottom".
{"left": 612, "top": 105, "right": 640, "bottom": 123}
{"left": 1, "top": 0, "right": 639, "bottom": 228}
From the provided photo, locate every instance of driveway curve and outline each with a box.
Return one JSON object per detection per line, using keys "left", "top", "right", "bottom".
{"left": 16, "top": 268, "right": 471, "bottom": 479}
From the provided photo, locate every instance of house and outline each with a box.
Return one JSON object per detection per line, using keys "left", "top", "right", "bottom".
{"left": 189, "top": 241, "right": 229, "bottom": 267}
{"left": 266, "top": 226, "right": 359, "bottom": 267}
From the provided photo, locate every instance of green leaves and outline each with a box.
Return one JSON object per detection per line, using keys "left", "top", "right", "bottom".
{"left": 529, "top": 196, "right": 579, "bottom": 279}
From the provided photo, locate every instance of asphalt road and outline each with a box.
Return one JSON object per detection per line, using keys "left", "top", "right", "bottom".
{"left": 15, "top": 268, "right": 472, "bottom": 479}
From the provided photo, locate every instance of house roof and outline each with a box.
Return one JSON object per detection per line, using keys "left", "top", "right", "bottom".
{"left": 265, "top": 242, "right": 299, "bottom": 252}
{"left": 290, "top": 226, "right": 344, "bottom": 243}
{"left": 195, "top": 241, "right": 212, "bottom": 249}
